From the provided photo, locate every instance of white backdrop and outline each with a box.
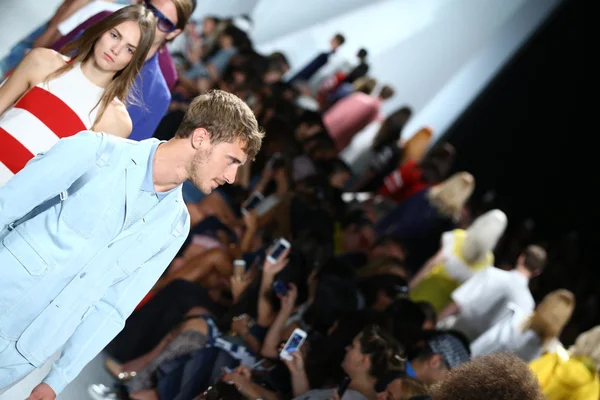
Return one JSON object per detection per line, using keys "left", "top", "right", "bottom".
{"left": 1, "top": 0, "right": 563, "bottom": 154}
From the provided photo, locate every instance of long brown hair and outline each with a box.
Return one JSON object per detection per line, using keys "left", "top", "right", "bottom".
{"left": 48, "top": 5, "right": 156, "bottom": 125}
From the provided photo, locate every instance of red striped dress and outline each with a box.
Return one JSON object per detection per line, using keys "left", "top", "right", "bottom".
{"left": 0, "top": 61, "right": 105, "bottom": 185}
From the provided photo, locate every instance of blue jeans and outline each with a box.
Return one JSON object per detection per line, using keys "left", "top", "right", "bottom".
{"left": 0, "top": 23, "right": 48, "bottom": 78}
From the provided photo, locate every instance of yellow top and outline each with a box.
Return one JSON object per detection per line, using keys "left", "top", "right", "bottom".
{"left": 410, "top": 229, "right": 493, "bottom": 312}
{"left": 530, "top": 349, "right": 600, "bottom": 400}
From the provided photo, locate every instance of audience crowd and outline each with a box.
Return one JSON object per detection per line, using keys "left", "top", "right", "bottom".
{"left": 1, "top": 1, "right": 598, "bottom": 399}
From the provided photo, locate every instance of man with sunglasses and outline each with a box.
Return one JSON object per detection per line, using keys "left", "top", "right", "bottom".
{"left": 50, "top": 0, "right": 195, "bottom": 141}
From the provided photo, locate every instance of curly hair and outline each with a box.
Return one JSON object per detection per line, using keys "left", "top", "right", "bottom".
{"left": 429, "top": 353, "right": 543, "bottom": 400}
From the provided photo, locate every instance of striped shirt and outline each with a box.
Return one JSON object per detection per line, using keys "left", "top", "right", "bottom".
{"left": 0, "top": 61, "right": 105, "bottom": 185}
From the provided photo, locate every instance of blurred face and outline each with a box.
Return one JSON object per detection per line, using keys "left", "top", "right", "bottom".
{"left": 342, "top": 334, "right": 368, "bottom": 377}
{"left": 412, "top": 354, "right": 448, "bottom": 385}
{"left": 371, "top": 240, "right": 406, "bottom": 261}
{"left": 203, "top": 18, "right": 217, "bottom": 34}
{"left": 342, "top": 225, "right": 375, "bottom": 253}
{"left": 330, "top": 38, "right": 341, "bottom": 50}
{"left": 94, "top": 21, "right": 141, "bottom": 72}
{"left": 330, "top": 170, "right": 349, "bottom": 189}
{"left": 219, "top": 33, "right": 233, "bottom": 48}
{"left": 189, "top": 132, "right": 248, "bottom": 194}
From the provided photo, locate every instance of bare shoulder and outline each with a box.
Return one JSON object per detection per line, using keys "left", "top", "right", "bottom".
{"left": 24, "top": 48, "right": 66, "bottom": 70}
{"left": 23, "top": 48, "right": 67, "bottom": 81}
{"left": 97, "top": 98, "right": 133, "bottom": 138}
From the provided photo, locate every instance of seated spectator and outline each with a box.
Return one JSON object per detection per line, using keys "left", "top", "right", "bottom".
{"left": 288, "top": 33, "right": 345, "bottom": 85}
{"left": 471, "top": 289, "right": 575, "bottom": 362}
{"left": 438, "top": 244, "right": 547, "bottom": 342}
{"left": 409, "top": 209, "right": 508, "bottom": 313}
{"left": 349, "top": 106, "right": 414, "bottom": 192}
{"left": 316, "top": 48, "right": 370, "bottom": 109}
{"left": 171, "top": 15, "right": 222, "bottom": 70}
{"left": 386, "top": 298, "right": 428, "bottom": 356}
{"left": 417, "top": 302, "right": 438, "bottom": 331}
{"left": 94, "top": 247, "right": 304, "bottom": 399}
{"left": 428, "top": 353, "right": 543, "bottom": 400}
{"left": 409, "top": 331, "right": 470, "bottom": 386}
{"left": 344, "top": 48, "right": 370, "bottom": 84}
{"left": 530, "top": 325, "right": 600, "bottom": 400}
{"left": 178, "top": 24, "right": 247, "bottom": 94}
{"left": 379, "top": 142, "right": 455, "bottom": 205}
{"left": 376, "top": 172, "right": 475, "bottom": 273}
{"left": 357, "top": 274, "right": 409, "bottom": 312}
{"left": 286, "top": 324, "right": 405, "bottom": 400}
{"left": 324, "top": 84, "right": 396, "bottom": 152}
{"left": 328, "top": 75, "right": 378, "bottom": 110}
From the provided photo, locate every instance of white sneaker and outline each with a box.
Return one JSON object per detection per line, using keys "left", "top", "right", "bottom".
{"left": 88, "top": 384, "right": 118, "bottom": 400}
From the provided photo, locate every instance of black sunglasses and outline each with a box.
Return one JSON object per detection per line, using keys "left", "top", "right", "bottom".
{"left": 145, "top": 1, "right": 177, "bottom": 33}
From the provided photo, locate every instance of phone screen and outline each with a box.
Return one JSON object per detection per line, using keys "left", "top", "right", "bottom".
{"left": 266, "top": 152, "right": 283, "bottom": 169}
{"left": 284, "top": 332, "right": 304, "bottom": 354}
{"left": 269, "top": 242, "right": 287, "bottom": 261}
{"left": 338, "top": 377, "right": 351, "bottom": 396}
{"left": 272, "top": 280, "right": 289, "bottom": 296}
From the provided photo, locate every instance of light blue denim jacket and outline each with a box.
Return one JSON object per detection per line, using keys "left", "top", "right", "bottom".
{"left": 0, "top": 131, "right": 190, "bottom": 393}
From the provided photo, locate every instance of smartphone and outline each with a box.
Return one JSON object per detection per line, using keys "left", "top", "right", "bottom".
{"left": 338, "top": 377, "right": 351, "bottom": 397}
{"left": 279, "top": 328, "right": 307, "bottom": 361}
{"left": 266, "top": 152, "right": 283, "bottom": 169}
{"left": 272, "top": 279, "right": 289, "bottom": 296}
{"left": 233, "top": 259, "right": 246, "bottom": 280}
{"left": 241, "top": 192, "right": 264, "bottom": 216}
{"left": 266, "top": 238, "right": 291, "bottom": 264}
{"left": 221, "top": 366, "right": 232, "bottom": 375}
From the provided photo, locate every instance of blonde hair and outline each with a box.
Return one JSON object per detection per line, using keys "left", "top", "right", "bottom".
{"left": 353, "top": 77, "right": 377, "bottom": 94}
{"left": 175, "top": 90, "right": 264, "bottom": 160}
{"left": 522, "top": 289, "right": 575, "bottom": 345}
{"left": 569, "top": 325, "right": 600, "bottom": 372}
{"left": 427, "top": 172, "right": 475, "bottom": 219}
{"left": 461, "top": 209, "right": 507, "bottom": 264}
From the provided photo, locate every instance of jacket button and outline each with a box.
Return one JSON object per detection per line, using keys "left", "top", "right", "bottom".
{"left": 80, "top": 273, "right": 86, "bottom": 278}
{"left": 108, "top": 243, "right": 113, "bottom": 248}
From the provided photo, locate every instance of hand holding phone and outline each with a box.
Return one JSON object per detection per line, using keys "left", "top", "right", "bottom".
{"left": 241, "top": 192, "right": 264, "bottom": 216}
{"left": 279, "top": 328, "right": 307, "bottom": 361}
{"left": 266, "top": 238, "right": 291, "bottom": 265}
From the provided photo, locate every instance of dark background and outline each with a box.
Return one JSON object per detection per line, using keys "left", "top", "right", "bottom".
{"left": 439, "top": 0, "right": 592, "bottom": 344}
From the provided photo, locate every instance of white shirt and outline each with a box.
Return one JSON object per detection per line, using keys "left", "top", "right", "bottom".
{"left": 470, "top": 303, "right": 542, "bottom": 361}
{"left": 58, "top": 1, "right": 125, "bottom": 35}
{"left": 470, "top": 303, "right": 564, "bottom": 362}
{"left": 446, "top": 267, "right": 534, "bottom": 342}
